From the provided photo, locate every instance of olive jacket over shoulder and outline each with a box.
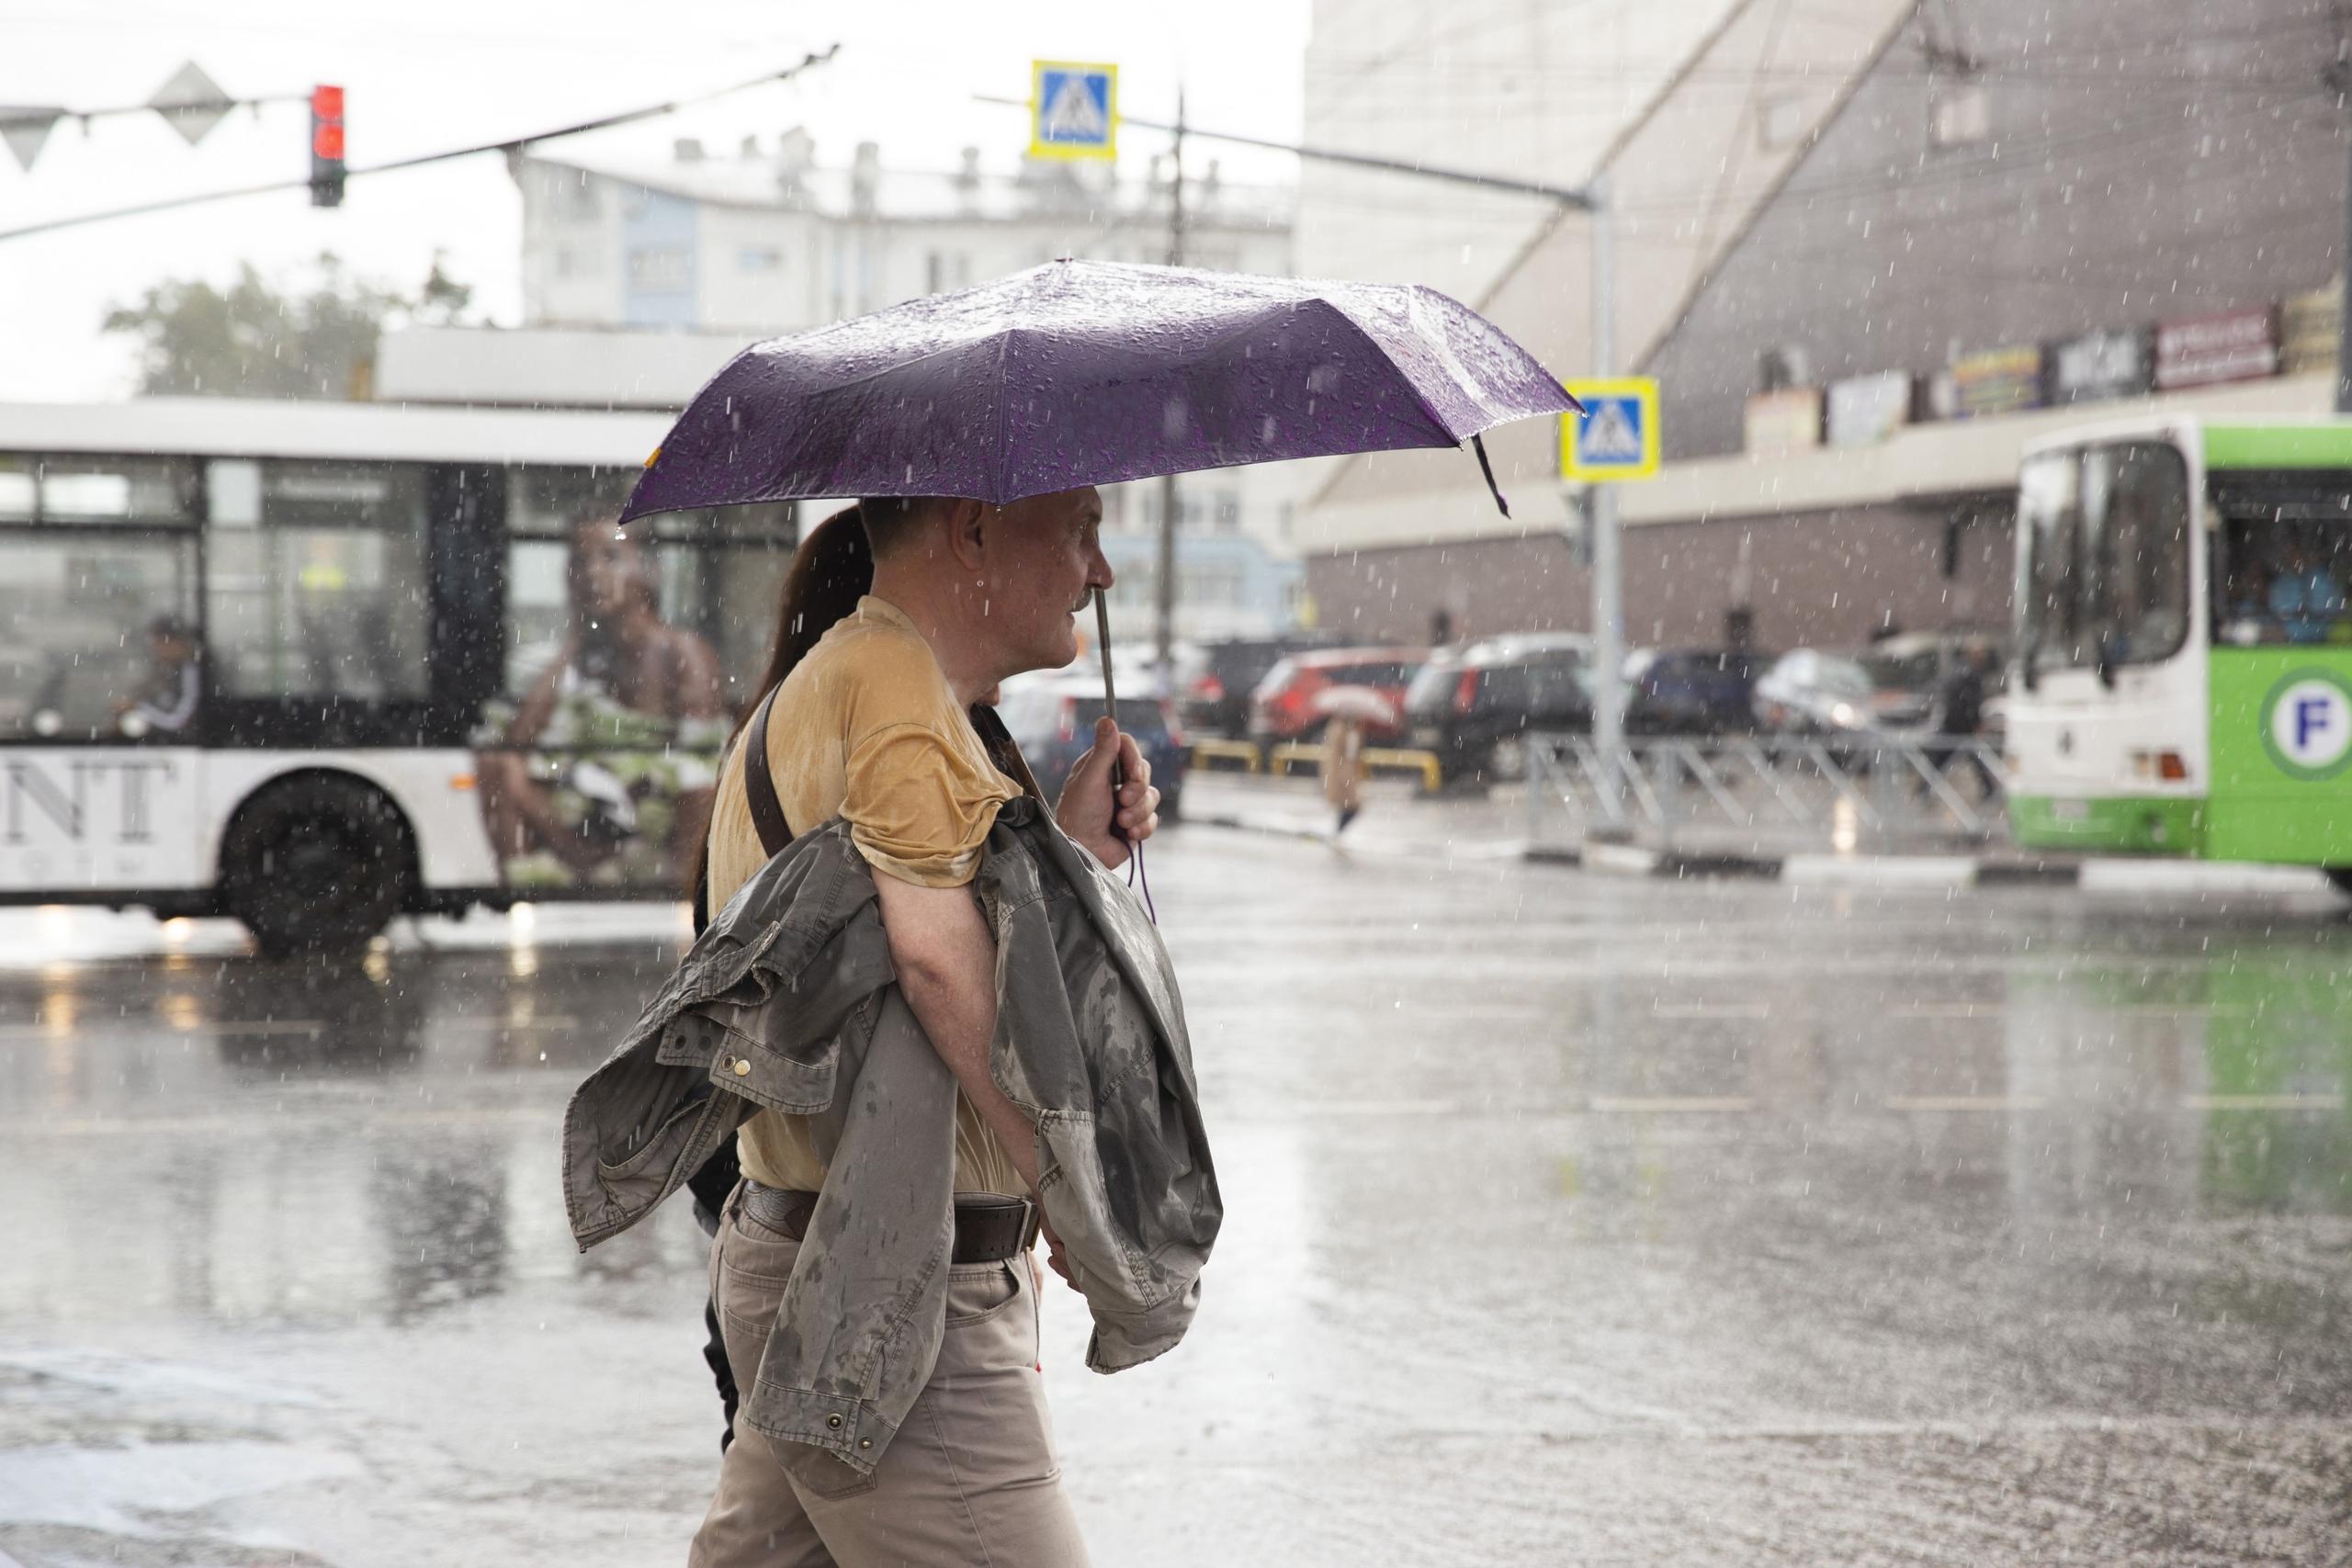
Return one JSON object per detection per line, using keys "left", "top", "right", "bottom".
{"left": 560, "top": 798, "right": 1219, "bottom": 1483}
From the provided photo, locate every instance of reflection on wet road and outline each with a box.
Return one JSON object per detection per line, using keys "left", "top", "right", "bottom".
{"left": 3, "top": 829, "right": 2349, "bottom": 1564}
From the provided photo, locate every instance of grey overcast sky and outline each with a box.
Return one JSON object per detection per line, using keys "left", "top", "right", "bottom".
{"left": 0, "top": 0, "right": 1313, "bottom": 401}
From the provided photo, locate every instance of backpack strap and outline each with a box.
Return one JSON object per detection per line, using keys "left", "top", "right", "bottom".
{"left": 968, "top": 702, "right": 1047, "bottom": 805}
{"left": 743, "top": 684, "right": 794, "bottom": 859}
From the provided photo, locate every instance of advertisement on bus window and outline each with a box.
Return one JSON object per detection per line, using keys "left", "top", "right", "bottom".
{"left": 472, "top": 508, "right": 728, "bottom": 897}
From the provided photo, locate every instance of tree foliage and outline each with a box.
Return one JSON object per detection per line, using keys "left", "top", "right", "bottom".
{"left": 102, "top": 251, "right": 475, "bottom": 400}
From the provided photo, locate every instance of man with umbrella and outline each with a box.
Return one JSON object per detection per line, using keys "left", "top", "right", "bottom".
{"left": 582, "top": 258, "right": 1578, "bottom": 1565}
{"left": 689, "top": 491, "right": 1157, "bottom": 1563}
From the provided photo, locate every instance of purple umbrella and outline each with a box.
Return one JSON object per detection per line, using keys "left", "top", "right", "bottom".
{"left": 621, "top": 259, "right": 1579, "bottom": 524}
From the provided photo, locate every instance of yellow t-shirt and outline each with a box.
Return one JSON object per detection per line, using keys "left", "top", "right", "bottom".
{"left": 705, "top": 595, "right": 1024, "bottom": 1195}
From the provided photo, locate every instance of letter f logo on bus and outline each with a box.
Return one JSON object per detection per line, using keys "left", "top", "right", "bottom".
{"left": 2299, "top": 695, "right": 2334, "bottom": 751}
{"left": 2263, "top": 671, "right": 2352, "bottom": 779}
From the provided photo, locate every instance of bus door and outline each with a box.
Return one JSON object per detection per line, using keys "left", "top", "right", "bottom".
{"left": 0, "top": 453, "right": 208, "bottom": 895}
{"left": 2205, "top": 473, "right": 2352, "bottom": 864}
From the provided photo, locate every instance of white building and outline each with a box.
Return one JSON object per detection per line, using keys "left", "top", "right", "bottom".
{"left": 459, "top": 134, "right": 1306, "bottom": 645}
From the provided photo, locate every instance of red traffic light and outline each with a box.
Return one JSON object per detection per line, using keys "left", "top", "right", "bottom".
{"left": 309, "top": 84, "right": 345, "bottom": 209}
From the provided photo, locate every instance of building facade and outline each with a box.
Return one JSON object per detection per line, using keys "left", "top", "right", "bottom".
{"left": 1295, "top": 0, "right": 2351, "bottom": 655}
{"left": 494, "top": 135, "right": 1306, "bottom": 646}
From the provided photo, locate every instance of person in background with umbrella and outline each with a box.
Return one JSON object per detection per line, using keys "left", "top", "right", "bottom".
{"left": 1314, "top": 685, "right": 1392, "bottom": 838}
{"left": 688, "top": 492, "right": 1158, "bottom": 1567}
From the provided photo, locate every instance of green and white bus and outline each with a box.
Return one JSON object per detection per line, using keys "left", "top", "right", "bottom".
{"left": 0, "top": 398, "right": 795, "bottom": 953}
{"left": 2007, "top": 414, "right": 2352, "bottom": 887}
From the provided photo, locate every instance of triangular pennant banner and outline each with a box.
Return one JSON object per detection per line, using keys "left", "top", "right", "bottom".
{"left": 0, "top": 108, "right": 59, "bottom": 172}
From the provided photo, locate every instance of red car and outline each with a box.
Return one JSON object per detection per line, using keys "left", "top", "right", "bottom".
{"left": 1248, "top": 648, "right": 1427, "bottom": 744}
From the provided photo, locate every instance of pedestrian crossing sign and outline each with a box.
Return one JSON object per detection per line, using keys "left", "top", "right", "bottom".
{"left": 1030, "top": 62, "right": 1118, "bottom": 161}
{"left": 1561, "top": 377, "right": 1660, "bottom": 481}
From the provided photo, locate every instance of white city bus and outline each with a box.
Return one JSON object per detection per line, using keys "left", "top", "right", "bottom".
{"left": 0, "top": 398, "right": 795, "bottom": 954}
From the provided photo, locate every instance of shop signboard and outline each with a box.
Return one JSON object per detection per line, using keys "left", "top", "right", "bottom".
{"left": 2050, "top": 328, "right": 2150, "bottom": 405}
{"left": 2280, "top": 285, "right": 2339, "bottom": 378}
{"left": 1743, "top": 387, "right": 1822, "bottom": 457}
{"left": 1825, "top": 369, "right": 1912, "bottom": 446}
{"left": 2154, "top": 305, "right": 2278, "bottom": 390}
{"left": 1949, "top": 344, "right": 2043, "bottom": 418}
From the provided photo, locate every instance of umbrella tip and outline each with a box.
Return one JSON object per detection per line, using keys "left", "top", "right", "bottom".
{"left": 1471, "top": 433, "right": 1511, "bottom": 520}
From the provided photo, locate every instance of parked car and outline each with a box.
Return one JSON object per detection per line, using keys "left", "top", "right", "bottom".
{"left": 1249, "top": 648, "right": 1425, "bottom": 745}
{"left": 996, "top": 674, "right": 1189, "bottom": 821}
{"left": 1182, "top": 634, "right": 1340, "bottom": 739}
{"left": 1855, "top": 630, "right": 2007, "bottom": 737}
{"left": 1402, "top": 633, "right": 1592, "bottom": 784}
{"left": 1622, "top": 648, "right": 1769, "bottom": 736}
{"left": 1750, "top": 649, "right": 1880, "bottom": 736}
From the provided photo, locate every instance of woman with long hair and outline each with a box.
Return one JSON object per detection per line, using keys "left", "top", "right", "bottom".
{"left": 680, "top": 502, "right": 875, "bottom": 1453}
{"left": 684, "top": 503, "right": 875, "bottom": 916}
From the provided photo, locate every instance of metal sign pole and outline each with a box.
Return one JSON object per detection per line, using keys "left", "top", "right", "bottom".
{"left": 1587, "top": 175, "right": 1626, "bottom": 778}
{"left": 1153, "top": 87, "right": 1187, "bottom": 696}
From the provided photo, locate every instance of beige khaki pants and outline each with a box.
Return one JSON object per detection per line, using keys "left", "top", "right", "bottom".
{"left": 689, "top": 1192, "right": 1090, "bottom": 1568}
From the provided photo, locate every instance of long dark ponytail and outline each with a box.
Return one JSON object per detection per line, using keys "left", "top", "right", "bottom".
{"left": 685, "top": 504, "right": 875, "bottom": 910}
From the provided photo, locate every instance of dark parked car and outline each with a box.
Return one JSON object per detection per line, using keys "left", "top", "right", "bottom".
{"left": 1402, "top": 633, "right": 1592, "bottom": 784}
{"left": 1182, "top": 634, "right": 1340, "bottom": 739}
{"left": 1249, "top": 648, "right": 1425, "bottom": 745}
{"left": 1623, "top": 649, "right": 1769, "bottom": 736}
{"left": 997, "top": 674, "right": 1188, "bottom": 821}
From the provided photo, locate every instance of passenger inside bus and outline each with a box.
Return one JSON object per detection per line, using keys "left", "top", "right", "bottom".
{"left": 110, "top": 615, "right": 205, "bottom": 736}
{"left": 2219, "top": 521, "right": 2352, "bottom": 646}
{"left": 477, "top": 516, "right": 726, "bottom": 886}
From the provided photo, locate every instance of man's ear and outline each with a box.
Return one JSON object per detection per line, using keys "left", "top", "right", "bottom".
{"left": 943, "top": 499, "right": 989, "bottom": 572}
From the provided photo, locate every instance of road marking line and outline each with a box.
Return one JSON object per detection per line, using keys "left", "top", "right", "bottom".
{"left": 1648, "top": 1003, "right": 1772, "bottom": 1020}
{"left": 2181, "top": 1093, "right": 2346, "bottom": 1111}
{"left": 0, "top": 1013, "right": 580, "bottom": 1043}
{"left": 1588, "top": 1096, "right": 1754, "bottom": 1113}
{"left": 3, "top": 1105, "right": 548, "bottom": 1136}
{"left": 1884, "top": 1095, "right": 2046, "bottom": 1112}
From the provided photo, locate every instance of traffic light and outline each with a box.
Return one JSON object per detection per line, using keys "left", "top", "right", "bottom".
{"left": 309, "top": 85, "right": 345, "bottom": 208}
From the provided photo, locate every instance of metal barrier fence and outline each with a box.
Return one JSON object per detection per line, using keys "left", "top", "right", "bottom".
{"left": 1525, "top": 733, "right": 2007, "bottom": 856}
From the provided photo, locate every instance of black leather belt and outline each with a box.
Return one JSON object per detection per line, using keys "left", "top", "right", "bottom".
{"left": 740, "top": 1179, "right": 1038, "bottom": 1264}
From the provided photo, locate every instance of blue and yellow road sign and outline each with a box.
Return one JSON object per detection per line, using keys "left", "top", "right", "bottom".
{"left": 1561, "top": 377, "right": 1660, "bottom": 481}
{"left": 1030, "top": 62, "right": 1118, "bottom": 161}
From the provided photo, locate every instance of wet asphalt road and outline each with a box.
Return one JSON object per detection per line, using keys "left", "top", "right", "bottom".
{"left": 4, "top": 822, "right": 2351, "bottom": 1566}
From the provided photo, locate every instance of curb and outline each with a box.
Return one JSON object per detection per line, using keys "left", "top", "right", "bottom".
{"left": 1525, "top": 840, "right": 2343, "bottom": 897}
{"left": 1186, "top": 811, "right": 2341, "bottom": 899}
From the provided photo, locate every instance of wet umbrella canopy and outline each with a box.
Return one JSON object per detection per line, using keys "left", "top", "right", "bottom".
{"left": 621, "top": 258, "right": 1579, "bottom": 522}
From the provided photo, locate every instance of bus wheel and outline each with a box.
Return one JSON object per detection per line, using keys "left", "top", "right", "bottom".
{"left": 2325, "top": 868, "right": 2352, "bottom": 900}
{"left": 220, "top": 775, "right": 415, "bottom": 959}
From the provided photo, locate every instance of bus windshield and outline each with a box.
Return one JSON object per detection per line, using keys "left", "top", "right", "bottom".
{"left": 2017, "top": 441, "right": 2190, "bottom": 678}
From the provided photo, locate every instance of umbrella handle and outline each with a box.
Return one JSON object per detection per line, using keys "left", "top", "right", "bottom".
{"left": 1092, "top": 588, "right": 1118, "bottom": 732}
{"left": 1091, "top": 588, "right": 1129, "bottom": 812}
{"left": 1088, "top": 586, "right": 1154, "bottom": 920}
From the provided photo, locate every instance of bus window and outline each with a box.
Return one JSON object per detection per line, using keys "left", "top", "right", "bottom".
{"left": 0, "top": 455, "right": 33, "bottom": 520}
{"left": 482, "top": 498, "right": 727, "bottom": 891}
{"left": 205, "top": 462, "right": 432, "bottom": 702}
{"left": 0, "top": 533, "right": 198, "bottom": 740}
{"left": 38, "top": 456, "right": 198, "bottom": 525}
{"left": 2216, "top": 502, "right": 2352, "bottom": 648}
{"left": 2082, "top": 443, "right": 2190, "bottom": 665}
